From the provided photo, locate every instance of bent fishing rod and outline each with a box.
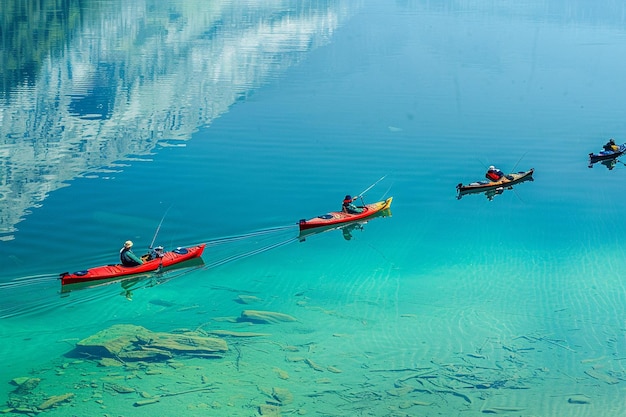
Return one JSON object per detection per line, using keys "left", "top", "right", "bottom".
{"left": 356, "top": 175, "right": 387, "bottom": 204}
{"left": 510, "top": 151, "right": 528, "bottom": 173}
{"left": 149, "top": 205, "right": 173, "bottom": 250}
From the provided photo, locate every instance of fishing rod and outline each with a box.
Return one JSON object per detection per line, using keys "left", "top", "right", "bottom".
{"left": 379, "top": 182, "right": 393, "bottom": 200}
{"left": 476, "top": 158, "right": 488, "bottom": 169}
{"left": 510, "top": 151, "right": 528, "bottom": 173}
{"left": 356, "top": 175, "right": 387, "bottom": 203}
{"left": 149, "top": 205, "right": 173, "bottom": 250}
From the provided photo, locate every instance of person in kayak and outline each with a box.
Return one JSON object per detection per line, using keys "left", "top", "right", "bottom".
{"left": 120, "top": 240, "right": 143, "bottom": 267}
{"left": 485, "top": 166, "right": 504, "bottom": 181}
{"left": 342, "top": 195, "right": 363, "bottom": 214}
{"left": 603, "top": 138, "right": 618, "bottom": 152}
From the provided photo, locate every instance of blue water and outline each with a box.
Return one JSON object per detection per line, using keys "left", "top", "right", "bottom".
{"left": 2, "top": 0, "right": 626, "bottom": 415}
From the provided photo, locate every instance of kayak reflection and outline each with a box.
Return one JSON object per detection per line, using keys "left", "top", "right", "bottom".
{"left": 298, "top": 208, "right": 392, "bottom": 242}
{"left": 456, "top": 175, "right": 534, "bottom": 201}
{"left": 588, "top": 157, "right": 623, "bottom": 170}
{"left": 456, "top": 168, "right": 535, "bottom": 200}
{"left": 588, "top": 142, "right": 626, "bottom": 169}
{"left": 60, "top": 257, "right": 205, "bottom": 296}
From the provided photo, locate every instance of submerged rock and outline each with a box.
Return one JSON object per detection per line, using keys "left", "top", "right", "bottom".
{"left": 37, "top": 393, "right": 74, "bottom": 410}
{"left": 259, "top": 403, "right": 282, "bottom": 416}
{"left": 11, "top": 377, "right": 40, "bottom": 394}
{"left": 207, "top": 329, "right": 270, "bottom": 337}
{"left": 272, "top": 387, "right": 294, "bottom": 405}
{"left": 98, "top": 358, "right": 125, "bottom": 367}
{"left": 147, "top": 332, "right": 228, "bottom": 354}
{"left": 236, "top": 295, "right": 263, "bottom": 304}
{"left": 240, "top": 310, "right": 297, "bottom": 324}
{"left": 76, "top": 324, "right": 153, "bottom": 356}
{"left": 75, "top": 324, "right": 228, "bottom": 361}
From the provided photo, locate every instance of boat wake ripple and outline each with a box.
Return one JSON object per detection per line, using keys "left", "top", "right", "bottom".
{"left": 203, "top": 236, "right": 298, "bottom": 270}
{"left": 194, "top": 224, "right": 298, "bottom": 248}
{"left": 0, "top": 226, "right": 299, "bottom": 319}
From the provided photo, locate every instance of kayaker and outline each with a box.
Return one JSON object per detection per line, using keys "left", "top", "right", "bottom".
{"left": 342, "top": 195, "right": 363, "bottom": 214}
{"left": 120, "top": 240, "right": 143, "bottom": 267}
{"left": 603, "top": 138, "right": 618, "bottom": 152}
{"left": 485, "top": 166, "right": 504, "bottom": 181}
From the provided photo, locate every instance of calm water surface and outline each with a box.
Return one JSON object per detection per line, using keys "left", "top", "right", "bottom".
{"left": 1, "top": 0, "right": 626, "bottom": 415}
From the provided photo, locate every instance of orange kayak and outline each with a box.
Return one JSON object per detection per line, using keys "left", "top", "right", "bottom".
{"left": 298, "top": 197, "right": 393, "bottom": 231}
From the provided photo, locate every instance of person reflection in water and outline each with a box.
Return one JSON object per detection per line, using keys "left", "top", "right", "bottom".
{"left": 485, "top": 187, "right": 505, "bottom": 201}
{"left": 601, "top": 158, "right": 617, "bottom": 170}
{"left": 342, "top": 223, "right": 364, "bottom": 240}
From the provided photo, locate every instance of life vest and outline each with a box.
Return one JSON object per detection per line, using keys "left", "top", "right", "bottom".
{"left": 120, "top": 247, "right": 140, "bottom": 266}
{"left": 486, "top": 171, "right": 501, "bottom": 181}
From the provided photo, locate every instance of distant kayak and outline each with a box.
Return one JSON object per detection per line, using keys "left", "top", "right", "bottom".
{"left": 456, "top": 169, "right": 534, "bottom": 198}
{"left": 298, "top": 197, "right": 393, "bottom": 232}
{"left": 589, "top": 143, "right": 626, "bottom": 163}
{"left": 60, "top": 244, "right": 206, "bottom": 285}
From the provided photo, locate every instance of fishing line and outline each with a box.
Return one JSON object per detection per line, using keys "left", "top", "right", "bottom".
{"left": 149, "top": 204, "right": 173, "bottom": 249}
{"left": 2, "top": 224, "right": 295, "bottom": 299}
{"left": 9, "top": 273, "right": 58, "bottom": 282}
{"left": 510, "top": 151, "right": 528, "bottom": 172}
{"left": 378, "top": 183, "right": 394, "bottom": 200}
{"left": 199, "top": 225, "right": 297, "bottom": 247}
{"left": 357, "top": 174, "right": 387, "bottom": 197}
{"left": 203, "top": 237, "right": 298, "bottom": 270}
{"left": 511, "top": 187, "right": 527, "bottom": 204}
{"left": 0, "top": 274, "right": 59, "bottom": 289}
{"left": 0, "top": 282, "right": 112, "bottom": 319}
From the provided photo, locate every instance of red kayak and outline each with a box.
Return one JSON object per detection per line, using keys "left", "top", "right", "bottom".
{"left": 298, "top": 197, "right": 393, "bottom": 231}
{"left": 60, "top": 244, "right": 206, "bottom": 285}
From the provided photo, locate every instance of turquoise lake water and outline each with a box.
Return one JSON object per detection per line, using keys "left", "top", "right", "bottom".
{"left": 1, "top": 0, "right": 626, "bottom": 415}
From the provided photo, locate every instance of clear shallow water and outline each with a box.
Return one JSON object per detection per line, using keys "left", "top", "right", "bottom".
{"left": 1, "top": 0, "right": 626, "bottom": 416}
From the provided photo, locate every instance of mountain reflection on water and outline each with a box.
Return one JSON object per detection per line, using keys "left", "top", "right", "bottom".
{"left": 0, "top": 0, "right": 356, "bottom": 241}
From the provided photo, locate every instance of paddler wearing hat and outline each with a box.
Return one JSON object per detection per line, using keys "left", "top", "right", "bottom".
{"left": 120, "top": 240, "right": 144, "bottom": 266}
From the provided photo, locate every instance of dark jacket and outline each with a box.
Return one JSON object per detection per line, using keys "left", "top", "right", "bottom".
{"left": 342, "top": 196, "right": 363, "bottom": 214}
{"left": 120, "top": 247, "right": 143, "bottom": 266}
